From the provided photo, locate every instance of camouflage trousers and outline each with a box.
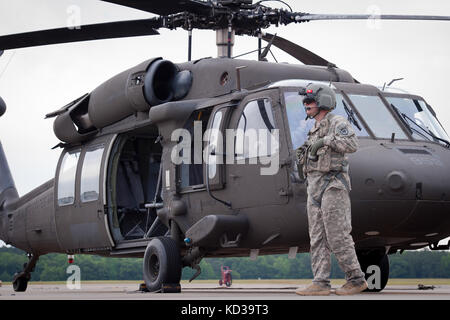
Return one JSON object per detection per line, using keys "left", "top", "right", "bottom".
{"left": 306, "top": 172, "right": 365, "bottom": 287}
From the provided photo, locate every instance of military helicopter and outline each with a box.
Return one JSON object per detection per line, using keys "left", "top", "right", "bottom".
{"left": 0, "top": 0, "right": 450, "bottom": 293}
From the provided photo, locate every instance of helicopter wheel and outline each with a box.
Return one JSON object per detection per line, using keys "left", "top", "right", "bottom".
{"left": 12, "top": 274, "right": 29, "bottom": 292}
{"left": 357, "top": 250, "right": 389, "bottom": 292}
{"left": 143, "top": 237, "right": 182, "bottom": 293}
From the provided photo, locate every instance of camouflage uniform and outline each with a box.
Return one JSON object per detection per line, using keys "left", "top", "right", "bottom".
{"left": 298, "top": 112, "right": 365, "bottom": 287}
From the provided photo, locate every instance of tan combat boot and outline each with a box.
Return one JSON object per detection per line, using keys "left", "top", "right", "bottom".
{"left": 335, "top": 280, "right": 368, "bottom": 295}
{"left": 295, "top": 283, "right": 331, "bottom": 296}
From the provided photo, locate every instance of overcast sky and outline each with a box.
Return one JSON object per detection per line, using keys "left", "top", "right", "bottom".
{"left": 1, "top": 0, "right": 450, "bottom": 195}
{"left": 0, "top": 1, "right": 449, "bottom": 248}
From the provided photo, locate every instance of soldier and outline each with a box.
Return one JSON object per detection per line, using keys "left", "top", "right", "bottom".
{"left": 295, "top": 83, "right": 368, "bottom": 296}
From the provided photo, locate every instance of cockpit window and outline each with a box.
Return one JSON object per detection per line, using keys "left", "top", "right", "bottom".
{"left": 284, "top": 91, "right": 368, "bottom": 150}
{"left": 334, "top": 95, "right": 369, "bottom": 137}
{"left": 385, "top": 96, "right": 450, "bottom": 145}
{"left": 347, "top": 94, "right": 408, "bottom": 140}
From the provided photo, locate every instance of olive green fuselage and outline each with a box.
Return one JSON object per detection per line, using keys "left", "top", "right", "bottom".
{"left": 1, "top": 57, "right": 449, "bottom": 260}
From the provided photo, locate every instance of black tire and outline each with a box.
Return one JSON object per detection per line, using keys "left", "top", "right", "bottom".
{"left": 143, "top": 237, "right": 182, "bottom": 293}
{"left": 357, "top": 251, "right": 389, "bottom": 292}
{"left": 13, "top": 276, "right": 28, "bottom": 292}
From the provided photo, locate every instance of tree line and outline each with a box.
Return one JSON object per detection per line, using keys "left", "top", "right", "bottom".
{"left": 0, "top": 246, "right": 449, "bottom": 282}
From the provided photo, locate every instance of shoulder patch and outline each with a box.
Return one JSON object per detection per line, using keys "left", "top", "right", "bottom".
{"left": 336, "top": 122, "right": 350, "bottom": 136}
{"left": 340, "top": 127, "right": 349, "bottom": 136}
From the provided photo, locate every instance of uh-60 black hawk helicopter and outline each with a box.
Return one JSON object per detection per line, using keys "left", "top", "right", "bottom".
{"left": 1, "top": 0, "right": 450, "bottom": 293}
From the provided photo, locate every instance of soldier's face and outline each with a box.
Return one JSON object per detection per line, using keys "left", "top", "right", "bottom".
{"left": 304, "top": 101, "right": 318, "bottom": 117}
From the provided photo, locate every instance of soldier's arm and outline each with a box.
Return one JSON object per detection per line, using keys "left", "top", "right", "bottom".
{"left": 323, "top": 120, "right": 358, "bottom": 154}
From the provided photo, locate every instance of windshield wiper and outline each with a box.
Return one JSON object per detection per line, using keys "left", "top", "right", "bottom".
{"left": 342, "top": 99, "right": 362, "bottom": 131}
{"left": 390, "top": 103, "right": 429, "bottom": 140}
{"left": 404, "top": 113, "right": 450, "bottom": 147}
{"left": 391, "top": 103, "right": 450, "bottom": 147}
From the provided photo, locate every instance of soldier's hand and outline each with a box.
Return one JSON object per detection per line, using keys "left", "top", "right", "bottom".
{"left": 308, "top": 138, "right": 325, "bottom": 161}
{"left": 295, "top": 147, "right": 304, "bottom": 159}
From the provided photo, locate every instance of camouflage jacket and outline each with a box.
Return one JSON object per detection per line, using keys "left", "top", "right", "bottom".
{"left": 297, "top": 112, "right": 358, "bottom": 190}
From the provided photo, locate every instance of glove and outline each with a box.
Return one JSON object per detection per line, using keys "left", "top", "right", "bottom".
{"left": 308, "top": 138, "right": 325, "bottom": 162}
{"left": 295, "top": 146, "right": 305, "bottom": 160}
{"left": 295, "top": 146, "right": 307, "bottom": 181}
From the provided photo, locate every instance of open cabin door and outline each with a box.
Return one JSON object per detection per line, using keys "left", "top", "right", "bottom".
{"left": 106, "top": 132, "right": 167, "bottom": 243}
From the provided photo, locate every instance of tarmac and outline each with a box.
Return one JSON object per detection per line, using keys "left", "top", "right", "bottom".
{"left": 0, "top": 281, "right": 449, "bottom": 300}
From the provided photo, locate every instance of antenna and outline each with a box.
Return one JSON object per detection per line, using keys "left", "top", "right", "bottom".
{"left": 236, "top": 66, "right": 247, "bottom": 91}
{"left": 383, "top": 77, "right": 404, "bottom": 91}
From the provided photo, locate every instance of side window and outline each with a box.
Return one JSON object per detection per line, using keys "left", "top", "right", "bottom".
{"left": 58, "top": 150, "right": 80, "bottom": 206}
{"left": 80, "top": 145, "right": 104, "bottom": 202}
{"left": 235, "top": 98, "right": 277, "bottom": 160}
{"left": 207, "top": 111, "right": 224, "bottom": 179}
{"left": 179, "top": 108, "right": 212, "bottom": 188}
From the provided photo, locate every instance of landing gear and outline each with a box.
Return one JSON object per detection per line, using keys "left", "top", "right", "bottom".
{"left": 13, "top": 275, "right": 28, "bottom": 292}
{"left": 357, "top": 250, "right": 389, "bottom": 292}
{"left": 13, "top": 254, "right": 39, "bottom": 292}
{"left": 143, "top": 237, "right": 182, "bottom": 293}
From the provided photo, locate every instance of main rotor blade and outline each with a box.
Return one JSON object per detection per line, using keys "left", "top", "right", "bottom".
{"left": 0, "top": 19, "right": 161, "bottom": 51}
{"left": 101, "top": 0, "right": 211, "bottom": 15}
{"left": 261, "top": 32, "right": 330, "bottom": 66}
{"left": 261, "top": 32, "right": 360, "bottom": 83}
{"left": 296, "top": 14, "right": 450, "bottom": 22}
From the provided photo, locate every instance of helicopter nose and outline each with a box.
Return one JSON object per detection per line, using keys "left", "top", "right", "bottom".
{"left": 349, "top": 141, "right": 450, "bottom": 239}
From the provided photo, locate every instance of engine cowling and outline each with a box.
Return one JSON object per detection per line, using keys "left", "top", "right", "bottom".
{"left": 53, "top": 58, "right": 193, "bottom": 144}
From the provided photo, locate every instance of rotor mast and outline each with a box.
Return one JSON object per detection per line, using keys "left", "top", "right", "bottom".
{"left": 216, "top": 28, "right": 235, "bottom": 58}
